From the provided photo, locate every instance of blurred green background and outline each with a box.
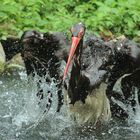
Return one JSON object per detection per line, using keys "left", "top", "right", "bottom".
{"left": 0, "top": 0, "right": 140, "bottom": 40}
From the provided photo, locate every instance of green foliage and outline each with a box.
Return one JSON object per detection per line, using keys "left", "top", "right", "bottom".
{"left": 0, "top": 0, "right": 140, "bottom": 39}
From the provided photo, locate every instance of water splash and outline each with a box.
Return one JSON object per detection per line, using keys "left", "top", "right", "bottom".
{"left": 0, "top": 70, "right": 140, "bottom": 140}
{"left": 12, "top": 71, "right": 61, "bottom": 128}
{"left": 113, "top": 74, "right": 140, "bottom": 123}
{"left": 0, "top": 70, "right": 72, "bottom": 139}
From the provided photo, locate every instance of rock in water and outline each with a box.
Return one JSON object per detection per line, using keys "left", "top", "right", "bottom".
{"left": 0, "top": 42, "right": 6, "bottom": 73}
{"left": 5, "top": 53, "right": 25, "bottom": 72}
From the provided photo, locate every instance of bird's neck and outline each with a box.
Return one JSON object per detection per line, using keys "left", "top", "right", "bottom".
{"left": 68, "top": 39, "right": 84, "bottom": 104}
{"left": 74, "top": 39, "right": 83, "bottom": 66}
{"left": 70, "top": 39, "right": 83, "bottom": 80}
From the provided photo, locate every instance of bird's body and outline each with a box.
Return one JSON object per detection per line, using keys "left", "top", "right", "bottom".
{"left": 22, "top": 31, "right": 69, "bottom": 77}
{"left": 64, "top": 83, "right": 111, "bottom": 124}
{"left": 20, "top": 30, "right": 69, "bottom": 112}
{"left": 63, "top": 23, "right": 113, "bottom": 125}
{"left": 63, "top": 23, "right": 140, "bottom": 124}
{"left": 106, "top": 37, "right": 140, "bottom": 118}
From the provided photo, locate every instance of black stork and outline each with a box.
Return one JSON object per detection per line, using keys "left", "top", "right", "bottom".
{"left": 20, "top": 30, "right": 69, "bottom": 113}
{"left": 62, "top": 23, "right": 113, "bottom": 124}
{"left": 106, "top": 37, "right": 140, "bottom": 119}
{"left": 62, "top": 23, "right": 140, "bottom": 124}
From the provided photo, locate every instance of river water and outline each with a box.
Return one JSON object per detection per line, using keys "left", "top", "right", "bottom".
{"left": 0, "top": 70, "right": 140, "bottom": 140}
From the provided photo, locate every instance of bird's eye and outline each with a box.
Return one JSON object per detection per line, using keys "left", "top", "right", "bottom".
{"left": 78, "top": 29, "right": 84, "bottom": 38}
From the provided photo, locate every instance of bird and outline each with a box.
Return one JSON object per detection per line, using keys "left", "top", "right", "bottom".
{"left": 62, "top": 23, "right": 113, "bottom": 125}
{"left": 106, "top": 37, "right": 140, "bottom": 119}
{"left": 1, "top": 25, "right": 140, "bottom": 123}
{"left": 62, "top": 23, "right": 140, "bottom": 125}
{"left": 1, "top": 30, "right": 69, "bottom": 112}
{"left": 20, "top": 30, "right": 69, "bottom": 113}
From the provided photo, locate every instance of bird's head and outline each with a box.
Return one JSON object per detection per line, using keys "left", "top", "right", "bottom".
{"left": 63, "top": 23, "right": 86, "bottom": 80}
{"left": 21, "top": 30, "right": 44, "bottom": 44}
{"left": 70, "top": 22, "right": 86, "bottom": 38}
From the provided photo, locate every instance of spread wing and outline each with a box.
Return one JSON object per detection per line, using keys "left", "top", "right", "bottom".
{"left": 81, "top": 35, "right": 112, "bottom": 88}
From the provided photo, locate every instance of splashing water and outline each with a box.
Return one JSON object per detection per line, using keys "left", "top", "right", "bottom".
{"left": 113, "top": 74, "right": 140, "bottom": 123}
{"left": 0, "top": 70, "right": 140, "bottom": 140}
{"left": 0, "top": 70, "right": 72, "bottom": 140}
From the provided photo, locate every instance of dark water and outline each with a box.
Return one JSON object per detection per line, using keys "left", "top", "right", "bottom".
{"left": 0, "top": 70, "right": 140, "bottom": 140}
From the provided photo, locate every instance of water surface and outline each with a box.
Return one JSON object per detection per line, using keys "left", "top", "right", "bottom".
{"left": 0, "top": 70, "right": 140, "bottom": 140}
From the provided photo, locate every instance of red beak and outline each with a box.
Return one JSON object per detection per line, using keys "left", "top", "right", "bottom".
{"left": 63, "top": 37, "right": 80, "bottom": 81}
